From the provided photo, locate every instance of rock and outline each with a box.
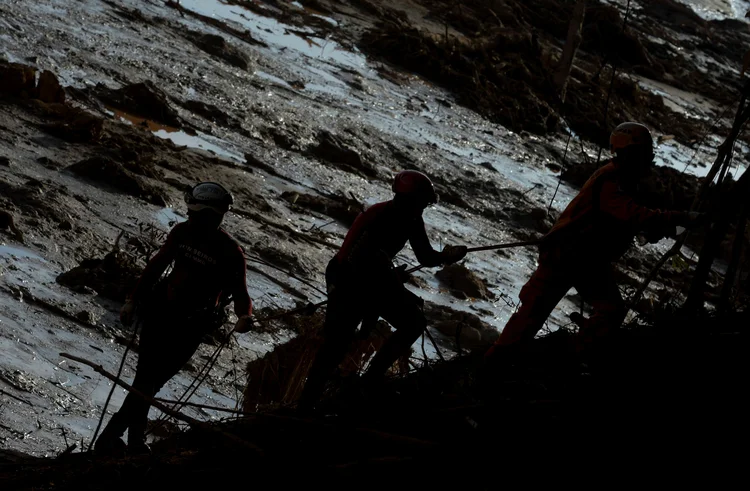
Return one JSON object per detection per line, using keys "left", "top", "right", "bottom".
{"left": 269, "top": 127, "right": 297, "bottom": 150}
{"left": 182, "top": 99, "right": 231, "bottom": 126}
{"left": 281, "top": 191, "right": 363, "bottom": 226}
{"left": 36, "top": 70, "right": 66, "bottom": 104}
{"left": 67, "top": 156, "right": 167, "bottom": 206}
{"left": 406, "top": 274, "right": 430, "bottom": 289}
{"left": 0, "top": 210, "right": 24, "bottom": 241}
{"left": 192, "top": 33, "right": 251, "bottom": 71}
{"left": 37, "top": 105, "right": 103, "bottom": 143}
{"left": 424, "top": 303, "right": 495, "bottom": 349}
{"left": 76, "top": 310, "right": 98, "bottom": 325}
{"left": 435, "top": 264, "right": 493, "bottom": 300}
{"left": 0, "top": 156, "right": 11, "bottom": 167}
{"left": 0, "top": 62, "right": 36, "bottom": 96}
{"left": 37, "top": 157, "right": 63, "bottom": 169}
{"left": 255, "top": 245, "right": 308, "bottom": 276}
{"left": 479, "top": 162, "right": 497, "bottom": 172}
{"left": 57, "top": 250, "right": 143, "bottom": 303}
{"left": 94, "top": 81, "right": 181, "bottom": 127}
{"left": 308, "top": 130, "right": 376, "bottom": 177}
{"left": 529, "top": 207, "right": 547, "bottom": 221}
{"left": 58, "top": 220, "right": 74, "bottom": 231}
{"left": 245, "top": 152, "right": 281, "bottom": 177}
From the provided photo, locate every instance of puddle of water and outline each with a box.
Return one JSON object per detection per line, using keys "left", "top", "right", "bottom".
{"left": 0, "top": 244, "right": 45, "bottom": 261}
{"left": 153, "top": 128, "right": 244, "bottom": 162}
{"left": 290, "top": 0, "right": 339, "bottom": 26}
{"left": 179, "top": 0, "right": 365, "bottom": 69}
{"left": 254, "top": 70, "right": 295, "bottom": 89}
{"left": 678, "top": 0, "right": 750, "bottom": 20}
{"left": 106, "top": 106, "right": 180, "bottom": 133}
{"left": 107, "top": 107, "right": 245, "bottom": 163}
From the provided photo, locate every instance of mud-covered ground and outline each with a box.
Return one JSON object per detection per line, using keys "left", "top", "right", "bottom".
{"left": 0, "top": 0, "right": 744, "bottom": 460}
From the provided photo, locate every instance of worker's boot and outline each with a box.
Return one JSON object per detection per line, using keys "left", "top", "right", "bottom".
{"left": 127, "top": 418, "right": 152, "bottom": 456}
{"left": 127, "top": 440, "right": 152, "bottom": 456}
{"left": 93, "top": 413, "right": 128, "bottom": 457}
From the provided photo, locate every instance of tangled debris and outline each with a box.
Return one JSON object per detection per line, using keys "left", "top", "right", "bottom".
{"left": 2, "top": 312, "right": 745, "bottom": 488}
{"left": 56, "top": 250, "right": 143, "bottom": 302}
{"left": 357, "top": 0, "right": 719, "bottom": 147}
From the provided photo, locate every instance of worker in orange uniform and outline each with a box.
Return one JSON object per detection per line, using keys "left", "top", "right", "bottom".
{"left": 486, "top": 122, "right": 706, "bottom": 360}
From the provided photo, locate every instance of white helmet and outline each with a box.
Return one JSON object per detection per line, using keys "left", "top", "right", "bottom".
{"left": 184, "top": 182, "right": 233, "bottom": 214}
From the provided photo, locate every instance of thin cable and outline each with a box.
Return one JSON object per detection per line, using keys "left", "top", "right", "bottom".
{"left": 87, "top": 319, "right": 140, "bottom": 452}
{"left": 547, "top": 128, "right": 574, "bottom": 215}
{"left": 595, "top": 0, "right": 632, "bottom": 166}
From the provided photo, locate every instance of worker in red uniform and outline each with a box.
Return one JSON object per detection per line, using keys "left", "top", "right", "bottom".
{"left": 298, "top": 170, "right": 468, "bottom": 410}
{"left": 486, "top": 122, "right": 705, "bottom": 360}
{"left": 94, "top": 182, "right": 254, "bottom": 455}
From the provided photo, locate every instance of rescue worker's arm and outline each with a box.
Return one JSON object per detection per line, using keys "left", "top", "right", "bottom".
{"left": 120, "top": 224, "right": 183, "bottom": 326}
{"left": 230, "top": 246, "right": 254, "bottom": 333}
{"left": 409, "top": 218, "right": 466, "bottom": 266}
{"left": 598, "top": 180, "right": 686, "bottom": 235}
{"left": 230, "top": 248, "right": 253, "bottom": 318}
{"left": 128, "top": 225, "right": 182, "bottom": 304}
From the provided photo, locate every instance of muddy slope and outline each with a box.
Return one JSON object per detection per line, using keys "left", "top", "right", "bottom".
{"left": 0, "top": 0, "right": 743, "bottom": 459}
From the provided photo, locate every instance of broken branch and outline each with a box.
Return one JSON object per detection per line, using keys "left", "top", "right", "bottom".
{"left": 58, "top": 352, "right": 265, "bottom": 457}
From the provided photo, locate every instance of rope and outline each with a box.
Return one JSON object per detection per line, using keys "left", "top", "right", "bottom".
{"left": 87, "top": 318, "right": 140, "bottom": 451}
{"left": 144, "top": 237, "right": 542, "bottom": 432}
{"left": 547, "top": 128, "right": 574, "bottom": 216}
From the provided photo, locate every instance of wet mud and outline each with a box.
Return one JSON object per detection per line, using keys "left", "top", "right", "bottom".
{"left": 0, "top": 0, "right": 745, "bottom": 462}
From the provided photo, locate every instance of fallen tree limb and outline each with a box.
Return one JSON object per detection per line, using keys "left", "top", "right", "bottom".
{"left": 149, "top": 398, "right": 438, "bottom": 448}
{"left": 59, "top": 352, "right": 265, "bottom": 457}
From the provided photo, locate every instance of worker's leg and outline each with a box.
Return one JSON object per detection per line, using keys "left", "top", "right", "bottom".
{"left": 489, "top": 253, "right": 574, "bottom": 353}
{"left": 298, "top": 289, "right": 363, "bottom": 410}
{"left": 125, "top": 327, "right": 204, "bottom": 449}
{"left": 572, "top": 266, "right": 627, "bottom": 351}
{"left": 95, "top": 314, "right": 202, "bottom": 452}
{"left": 361, "top": 286, "right": 424, "bottom": 381}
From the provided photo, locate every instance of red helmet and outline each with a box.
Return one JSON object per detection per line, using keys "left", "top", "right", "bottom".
{"left": 392, "top": 170, "right": 438, "bottom": 206}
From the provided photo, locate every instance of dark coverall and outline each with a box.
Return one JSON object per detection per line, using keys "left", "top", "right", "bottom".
{"left": 299, "top": 200, "right": 445, "bottom": 407}
{"left": 98, "top": 221, "right": 251, "bottom": 446}
{"left": 491, "top": 162, "right": 687, "bottom": 350}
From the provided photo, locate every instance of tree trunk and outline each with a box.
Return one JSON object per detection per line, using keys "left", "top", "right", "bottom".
{"left": 554, "top": 0, "right": 587, "bottom": 102}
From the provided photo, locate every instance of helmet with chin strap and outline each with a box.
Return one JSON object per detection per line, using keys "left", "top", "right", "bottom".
{"left": 392, "top": 170, "right": 438, "bottom": 206}
{"left": 610, "top": 122, "right": 653, "bottom": 153}
{"left": 184, "top": 182, "right": 234, "bottom": 215}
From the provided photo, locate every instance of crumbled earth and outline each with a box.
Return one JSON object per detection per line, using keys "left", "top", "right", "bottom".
{"left": 0, "top": 0, "right": 745, "bottom": 480}
{"left": 435, "top": 263, "right": 495, "bottom": 300}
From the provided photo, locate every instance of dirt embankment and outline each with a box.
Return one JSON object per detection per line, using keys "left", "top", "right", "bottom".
{"left": 354, "top": 0, "right": 747, "bottom": 148}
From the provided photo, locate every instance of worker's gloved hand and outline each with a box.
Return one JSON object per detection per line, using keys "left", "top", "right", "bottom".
{"left": 120, "top": 300, "right": 135, "bottom": 327}
{"left": 233, "top": 315, "right": 254, "bottom": 334}
{"left": 394, "top": 264, "right": 410, "bottom": 283}
{"left": 441, "top": 245, "right": 467, "bottom": 264}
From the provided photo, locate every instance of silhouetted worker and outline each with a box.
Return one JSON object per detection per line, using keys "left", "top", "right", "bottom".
{"left": 486, "top": 122, "right": 705, "bottom": 360}
{"left": 298, "top": 170, "right": 467, "bottom": 410}
{"left": 94, "top": 182, "right": 254, "bottom": 455}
